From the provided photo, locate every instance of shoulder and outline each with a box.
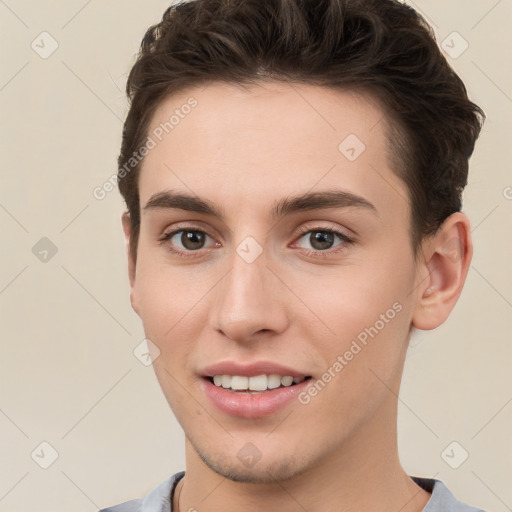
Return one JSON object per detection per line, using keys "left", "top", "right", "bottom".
{"left": 98, "top": 499, "right": 141, "bottom": 512}
{"left": 411, "top": 476, "right": 487, "bottom": 512}
{"left": 98, "top": 471, "right": 185, "bottom": 512}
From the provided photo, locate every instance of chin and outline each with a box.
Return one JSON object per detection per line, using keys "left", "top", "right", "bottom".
{"left": 192, "top": 440, "right": 313, "bottom": 484}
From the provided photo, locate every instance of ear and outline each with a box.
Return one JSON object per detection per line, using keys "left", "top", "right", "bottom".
{"left": 412, "top": 212, "right": 472, "bottom": 330}
{"left": 121, "top": 212, "right": 140, "bottom": 316}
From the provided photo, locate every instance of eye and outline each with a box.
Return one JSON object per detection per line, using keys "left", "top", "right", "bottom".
{"left": 158, "top": 224, "right": 354, "bottom": 260}
{"left": 158, "top": 226, "right": 219, "bottom": 257}
{"left": 293, "top": 226, "right": 353, "bottom": 257}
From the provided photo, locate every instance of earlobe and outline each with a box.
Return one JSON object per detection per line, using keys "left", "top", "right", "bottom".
{"left": 412, "top": 212, "right": 472, "bottom": 330}
{"left": 121, "top": 212, "right": 140, "bottom": 316}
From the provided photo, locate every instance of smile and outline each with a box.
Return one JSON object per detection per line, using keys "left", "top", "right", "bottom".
{"left": 202, "top": 375, "right": 313, "bottom": 418}
{"left": 210, "top": 374, "right": 309, "bottom": 393}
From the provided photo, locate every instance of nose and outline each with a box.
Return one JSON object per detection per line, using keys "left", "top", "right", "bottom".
{"left": 210, "top": 246, "right": 289, "bottom": 344}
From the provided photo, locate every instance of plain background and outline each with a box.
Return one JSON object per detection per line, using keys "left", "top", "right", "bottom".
{"left": 0, "top": 1, "right": 511, "bottom": 511}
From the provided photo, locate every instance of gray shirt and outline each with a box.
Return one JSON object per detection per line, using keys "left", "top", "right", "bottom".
{"left": 98, "top": 471, "right": 486, "bottom": 512}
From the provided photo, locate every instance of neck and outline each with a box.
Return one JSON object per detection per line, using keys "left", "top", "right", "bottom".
{"left": 174, "top": 398, "right": 431, "bottom": 512}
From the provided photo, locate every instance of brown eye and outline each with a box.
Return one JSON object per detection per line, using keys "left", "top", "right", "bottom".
{"left": 158, "top": 227, "right": 220, "bottom": 258}
{"left": 307, "top": 231, "right": 336, "bottom": 250}
{"left": 296, "top": 229, "right": 348, "bottom": 252}
{"left": 176, "top": 230, "right": 207, "bottom": 250}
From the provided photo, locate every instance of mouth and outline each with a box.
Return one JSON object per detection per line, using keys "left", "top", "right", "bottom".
{"left": 198, "top": 361, "right": 314, "bottom": 417}
{"left": 205, "top": 374, "right": 313, "bottom": 393}
{"left": 201, "top": 373, "right": 313, "bottom": 418}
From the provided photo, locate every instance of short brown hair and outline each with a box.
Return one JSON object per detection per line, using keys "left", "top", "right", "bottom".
{"left": 118, "top": 0, "right": 485, "bottom": 262}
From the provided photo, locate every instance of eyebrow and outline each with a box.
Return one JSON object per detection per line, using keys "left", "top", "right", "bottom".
{"left": 143, "top": 189, "right": 378, "bottom": 220}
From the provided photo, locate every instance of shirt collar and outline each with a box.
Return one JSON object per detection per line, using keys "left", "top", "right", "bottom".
{"left": 136, "top": 472, "right": 482, "bottom": 512}
{"left": 137, "top": 471, "right": 184, "bottom": 512}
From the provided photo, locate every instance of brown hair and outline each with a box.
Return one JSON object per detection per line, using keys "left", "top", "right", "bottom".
{"left": 118, "top": 0, "right": 485, "bottom": 262}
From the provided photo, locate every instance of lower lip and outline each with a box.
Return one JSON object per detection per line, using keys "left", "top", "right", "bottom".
{"left": 201, "top": 378, "right": 311, "bottom": 418}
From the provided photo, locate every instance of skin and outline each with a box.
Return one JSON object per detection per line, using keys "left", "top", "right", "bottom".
{"left": 122, "top": 81, "right": 472, "bottom": 512}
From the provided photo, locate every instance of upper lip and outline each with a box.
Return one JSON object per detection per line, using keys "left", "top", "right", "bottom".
{"left": 199, "top": 361, "right": 309, "bottom": 378}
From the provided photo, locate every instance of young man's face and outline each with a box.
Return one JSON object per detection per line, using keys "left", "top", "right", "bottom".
{"left": 126, "top": 81, "right": 431, "bottom": 482}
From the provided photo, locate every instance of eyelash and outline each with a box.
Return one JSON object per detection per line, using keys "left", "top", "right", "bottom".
{"left": 293, "top": 225, "right": 353, "bottom": 259}
{"left": 158, "top": 223, "right": 354, "bottom": 260}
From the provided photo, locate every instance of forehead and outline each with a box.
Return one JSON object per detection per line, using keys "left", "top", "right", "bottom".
{"left": 138, "top": 80, "right": 408, "bottom": 224}
{"left": 144, "top": 80, "right": 388, "bottom": 161}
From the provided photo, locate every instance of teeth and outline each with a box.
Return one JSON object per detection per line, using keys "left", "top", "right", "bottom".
{"left": 249, "top": 374, "right": 267, "bottom": 391}
{"left": 267, "top": 374, "right": 282, "bottom": 389}
{"left": 230, "top": 376, "right": 248, "bottom": 390}
{"left": 281, "top": 376, "right": 293, "bottom": 386}
{"left": 211, "top": 374, "right": 305, "bottom": 391}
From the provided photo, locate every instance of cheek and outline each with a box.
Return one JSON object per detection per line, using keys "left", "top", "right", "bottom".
{"left": 291, "top": 249, "right": 414, "bottom": 385}
{"left": 308, "top": 290, "right": 409, "bottom": 387}
{"left": 133, "top": 259, "right": 194, "bottom": 355}
{"left": 132, "top": 256, "right": 223, "bottom": 395}
{"left": 297, "top": 279, "right": 411, "bottom": 432}
{"left": 296, "top": 262, "right": 410, "bottom": 340}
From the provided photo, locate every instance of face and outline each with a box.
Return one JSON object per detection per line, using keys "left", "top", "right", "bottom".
{"left": 127, "top": 81, "right": 423, "bottom": 483}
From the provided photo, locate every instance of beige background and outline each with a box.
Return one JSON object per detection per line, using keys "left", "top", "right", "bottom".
{"left": 0, "top": 1, "right": 511, "bottom": 511}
